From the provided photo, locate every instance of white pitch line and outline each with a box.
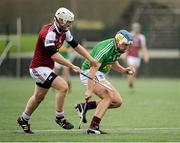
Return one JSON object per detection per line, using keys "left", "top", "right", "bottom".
{"left": 1, "top": 142, "right": 180, "bottom": 143}
{"left": 118, "top": 127, "right": 180, "bottom": 130}
{"left": 0, "top": 127, "right": 180, "bottom": 133}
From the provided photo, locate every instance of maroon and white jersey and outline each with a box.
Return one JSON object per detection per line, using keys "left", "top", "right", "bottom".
{"left": 29, "top": 22, "right": 74, "bottom": 69}
{"left": 127, "top": 34, "right": 146, "bottom": 57}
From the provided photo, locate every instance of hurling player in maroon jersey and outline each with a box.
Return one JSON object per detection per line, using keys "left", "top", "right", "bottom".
{"left": 17, "top": 7, "right": 98, "bottom": 133}
{"left": 126, "top": 22, "right": 149, "bottom": 92}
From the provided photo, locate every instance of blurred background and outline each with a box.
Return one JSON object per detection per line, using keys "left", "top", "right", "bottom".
{"left": 0, "top": 0, "right": 179, "bottom": 78}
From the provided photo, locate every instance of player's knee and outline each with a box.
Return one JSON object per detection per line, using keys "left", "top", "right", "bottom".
{"left": 58, "top": 83, "right": 69, "bottom": 94}
{"left": 64, "top": 82, "right": 69, "bottom": 92}
{"left": 62, "top": 85, "right": 69, "bottom": 93}
{"left": 113, "top": 94, "right": 123, "bottom": 108}
{"left": 115, "top": 98, "right": 122, "bottom": 108}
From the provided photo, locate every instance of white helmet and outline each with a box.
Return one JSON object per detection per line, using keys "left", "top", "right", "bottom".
{"left": 55, "top": 7, "right": 74, "bottom": 23}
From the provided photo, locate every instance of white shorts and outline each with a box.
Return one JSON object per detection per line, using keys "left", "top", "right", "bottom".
{"left": 80, "top": 70, "right": 106, "bottom": 85}
{"left": 54, "top": 62, "right": 63, "bottom": 69}
{"left": 127, "top": 56, "right": 141, "bottom": 67}
{"left": 29, "top": 67, "right": 53, "bottom": 84}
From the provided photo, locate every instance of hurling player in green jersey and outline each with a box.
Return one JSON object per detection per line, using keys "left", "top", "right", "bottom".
{"left": 75, "top": 30, "right": 136, "bottom": 134}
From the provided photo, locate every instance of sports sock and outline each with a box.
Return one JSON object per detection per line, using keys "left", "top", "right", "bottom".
{"left": 56, "top": 111, "right": 64, "bottom": 119}
{"left": 83, "top": 101, "right": 97, "bottom": 110}
{"left": 21, "top": 112, "right": 30, "bottom": 122}
{"left": 89, "top": 116, "right": 101, "bottom": 129}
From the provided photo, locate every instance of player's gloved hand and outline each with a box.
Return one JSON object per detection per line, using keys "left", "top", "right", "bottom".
{"left": 85, "top": 89, "right": 93, "bottom": 101}
{"left": 89, "top": 58, "right": 99, "bottom": 67}
{"left": 125, "top": 66, "right": 136, "bottom": 75}
{"left": 71, "top": 65, "right": 81, "bottom": 73}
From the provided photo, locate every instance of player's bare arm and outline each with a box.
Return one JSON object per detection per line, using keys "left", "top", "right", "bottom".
{"left": 51, "top": 53, "right": 80, "bottom": 73}
{"left": 85, "top": 62, "right": 101, "bottom": 100}
{"left": 140, "top": 34, "right": 149, "bottom": 64}
{"left": 74, "top": 44, "right": 98, "bottom": 67}
{"left": 112, "top": 61, "right": 136, "bottom": 75}
{"left": 142, "top": 46, "right": 149, "bottom": 64}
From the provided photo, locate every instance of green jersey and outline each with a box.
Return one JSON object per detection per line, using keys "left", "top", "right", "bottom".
{"left": 82, "top": 38, "right": 122, "bottom": 74}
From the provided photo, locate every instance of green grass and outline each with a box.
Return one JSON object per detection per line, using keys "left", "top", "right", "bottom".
{"left": 0, "top": 34, "right": 37, "bottom": 54}
{"left": 0, "top": 77, "right": 180, "bottom": 142}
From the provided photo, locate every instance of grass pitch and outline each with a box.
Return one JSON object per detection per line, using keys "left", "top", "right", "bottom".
{"left": 0, "top": 77, "right": 179, "bottom": 142}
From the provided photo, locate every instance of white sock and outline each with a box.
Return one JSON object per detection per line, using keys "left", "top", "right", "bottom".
{"left": 56, "top": 111, "right": 64, "bottom": 118}
{"left": 21, "top": 112, "right": 30, "bottom": 121}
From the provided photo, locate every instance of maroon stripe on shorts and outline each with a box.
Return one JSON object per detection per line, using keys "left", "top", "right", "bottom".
{"left": 31, "top": 68, "right": 45, "bottom": 82}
